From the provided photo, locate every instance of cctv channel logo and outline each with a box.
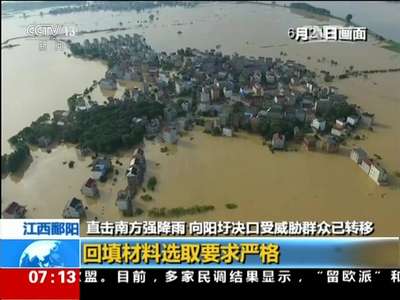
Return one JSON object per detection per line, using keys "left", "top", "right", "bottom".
{"left": 25, "top": 24, "right": 77, "bottom": 39}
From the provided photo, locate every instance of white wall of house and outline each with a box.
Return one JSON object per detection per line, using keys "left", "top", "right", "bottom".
{"left": 360, "top": 160, "right": 371, "bottom": 174}
{"left": 222, "top": 128, "right": 233, "bottom": 137}
{"left": 346, "top": 116, "right": 359, "bottom": 126}
{"left": 350, "top": 149, "right": 366, "bottom": 164}
{"left": 312, "top": 119, "right": 326, "bottom": 131}
{"left": 369, "top": 164, "right": 388, "bottom": 185}
{"left": 200, "top": 90, "right": 210, "bottom": 103}
{"left": 272, "top": 135, "right": 285, "bottom": 149}
{"left": 223, "top": 88, "right": 233, "bottom": 99}
{"left": 163, "top": 128, "right": 178, "bottom": 144}
{"left": 331, "top": 128, "right": 343, "bottom": 137}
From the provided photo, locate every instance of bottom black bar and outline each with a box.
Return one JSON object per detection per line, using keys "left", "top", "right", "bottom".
{"left": 80, "top": 269, "right": 400, "bottom": 292}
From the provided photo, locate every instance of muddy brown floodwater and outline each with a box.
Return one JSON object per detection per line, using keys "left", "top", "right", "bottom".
{"left": 2, "top": 126, "right": 399, "bottom": 236}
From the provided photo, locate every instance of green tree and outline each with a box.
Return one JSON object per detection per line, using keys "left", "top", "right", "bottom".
{"left": 239, "top": 72, "right": 249, "bottom": 87}
{"left": 7, "top": 144, "right": 30, "bottom": 174}
{"left": 323, "top": 102, "right": 356, "bottom": 122}
{"left": 258, "top": 116, "right": 270, "bottom": 136}
{"left": 261, "top": 72, "right": 267, "bottom": 86}
{"left": 147, "top": 176, "right": 157, "bottom": 191}
{"left": 36, "top": 113, "right": 50, "bottom": 123}
{"left": 177, "top": 48, "right": 185, "bottom": 56}
{"left": 345, "top": 14, "right": 353, "bottom": 24}
{"left": 1, "top": 155, "right": 8, "bottom": 174}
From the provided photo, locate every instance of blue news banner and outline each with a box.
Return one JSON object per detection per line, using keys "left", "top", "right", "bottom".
{"left": 0, "top": 219, "right": 399, "bottom": 292}
{"left": 0, "top": 219, "right": 80, "bottom": 299}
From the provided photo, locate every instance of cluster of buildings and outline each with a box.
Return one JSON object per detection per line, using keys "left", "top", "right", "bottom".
{"left": 68, "top": 32, "right": 379, "bottom": 140}
{"left": 300, "top": 134, "right": 339, "bottom": 153}
{"left": 63, "top": 158, "right": 112, "bottom": 218}
{"left": 65, "top": 33, "right": 389, "bottom": 205}
{"left": 70, "top": 33, "right": 159, "bottom": 96}
{"left": 350, "top": 148, "right": 388, "bottom": 186}
{"left": 4, "top": 33, "right": 390, "bottom": 220}
{"left": 162, "top": 47, "right": 370, "bottom": 152}
{"left": 63, "top": 148, "right": 148, "bottom": 218}
{"left": 62, "top": 148, "right": 147, "bottom": 219}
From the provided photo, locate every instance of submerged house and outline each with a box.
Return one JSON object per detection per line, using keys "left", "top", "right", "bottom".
{"left": 200, "top": 87, "right": 211, "bottom": 103}
{"left": 271, "top": 133, "right": 285, "bottom": 150}
{"left": 369, "top": 163, "right": 389, "bottom": 186}
{"left": 360, "top": 158, "right": 372, "bottom": 174}
{"left": 324, "top": 135, "right": 339, "bottom": 153}
{"left": 127, "top": 165, "right": 141, "bottom": 194}
{"left": 116, "top": 188, "right": 133, "bottom": 216}
{"left": 303, "top": 136, "right": 317, "bottom": 151}
{"left": 346, "top": 115, "right": 360, "bottom": 127}
{"left": 314, "top": 98, "right": 331, "bottom": 114}
{"left": 132, "top": 148, "right": 146, "bottom": 167}
{"left": 129, "top": 148, "right": 146, "bottom": 176}
{"left": 176, "top": 117, "right": 192, "bottom": 132}
{"left": 361, "top": 112, "right": 374, "bottom": 128}
{"left": 351, "top": 148, "right": 389, "bottom": 186}
{"left": 222, "top": 127, "right": 233, "bottom": 137}
{"left": 311, "top": 118, "right": 326, "bottom": 132}
{"left": 335, "top": 118, "right": 346, "bottom": 129}
{"left": 63, "top": 198, "right": 85, "bottom": 218}
{"left": 99, "top": 78, "right": 117, "bottom": 90}
{"left": 80, "top": 178, "right": 99, "bottom": 198}
{"left": 145, "top": 118, "right": 161, "bottom": 138}
{"left": 350, "top": 148, "right": 368, "bottom": 164}
{"left": 126, "top": 148, "right": 146, "bottom": 194}
{"left": 91, "top": 158, "right": 112, "bottom": 182}
{"left": 164, "top": 104, "right": 178, "bottom": 123}
{"left": 331, "top": 126, "right": 345, "bottom": 137}
{"left": 163, "top": 126, "right": 178, "bottom": 144}
{"left": 2, "top": 202, "right": 27, "bottom": 218}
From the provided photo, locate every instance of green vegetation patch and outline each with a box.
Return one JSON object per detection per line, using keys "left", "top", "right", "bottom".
{"left": 147, "top": 176, "right": 158, "bottom": 191}
{"left": 140, "top": 194, "right": 154, "bottom": 202}
{"left": 225, "top": 203, "right": 238, "bottom": 209}
{"left": 8, "top": 100, "right": 164, "bottom": 155}
{"left": 1, "top": 143, "right": 31, "bottom": 175}
{"left": 133, "top": 208, "right": 144, "bottom": 216}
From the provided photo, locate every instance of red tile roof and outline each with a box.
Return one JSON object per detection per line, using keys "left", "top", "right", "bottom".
{"left": 85, "top": 178, "right": 97, "bottom": 188}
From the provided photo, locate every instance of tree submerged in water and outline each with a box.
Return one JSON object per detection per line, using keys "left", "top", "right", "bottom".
{"left": 147, "top": 176, "right": 158, "bottom": 191}
{"left": 1, "top": 143, "right": 31, "bottom": 175}
{"left": 345, "top": 14, "right": 353, "bottom": 24}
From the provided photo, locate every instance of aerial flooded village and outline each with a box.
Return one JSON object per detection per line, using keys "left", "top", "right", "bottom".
{"left": 1, "top": 30, "right": 393, "bottom": 219}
